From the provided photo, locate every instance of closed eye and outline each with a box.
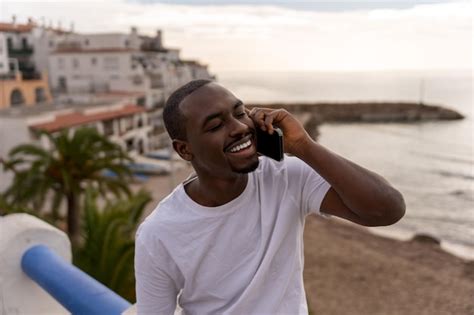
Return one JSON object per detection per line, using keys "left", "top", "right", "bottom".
{"left": 208, "top": 123, "right": 223, "bottom": 132}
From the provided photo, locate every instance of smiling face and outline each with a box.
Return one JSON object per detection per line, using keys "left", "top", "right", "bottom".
{"left": 174, "top": 83, "right": 259, "bottom": 179}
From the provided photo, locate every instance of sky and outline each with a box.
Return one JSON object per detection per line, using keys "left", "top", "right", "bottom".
{"left": 0, "top": 0, "right": 472, "bottom": 73}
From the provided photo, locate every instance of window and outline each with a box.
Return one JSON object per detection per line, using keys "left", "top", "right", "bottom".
{"left": 85, "top": 39, "right": 90, "bottom": 46}
{"left": 35, "top": 87, "right": 47, "bottom": 103}
{"left": 103, "top": 56, "right": 119, "bottom": 70}
{"left": 103, "top": 120, "right": 114, "bottom": 136}
{"left": 49, "top": 40, "right": 54, "bottom": 48}
{"left": 91, "top": 57, "right": 97, "bottom": 65}
{"left": 58, "top": 77, "right": 67, "bottom": 92}
{"left": 124, "top": 40, "right": 129, "bottom": 47}
{"left": 137, "top": 97, "right": 146, "bottom": 106}
{"left": 132, "top": 75, "right": 143, "bottom": 85}
{"left": 125, "top": 138, "right": 134, "bottom": 151}
{"left": 10, "top": 89, "right": 25, "bottom": 106}
{"left": 72, "top": 58, "right": 79, "bottom": 69}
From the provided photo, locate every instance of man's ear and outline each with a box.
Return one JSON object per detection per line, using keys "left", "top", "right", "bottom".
{"left": 172, "top": 139, "right": 193, "bottom": 161}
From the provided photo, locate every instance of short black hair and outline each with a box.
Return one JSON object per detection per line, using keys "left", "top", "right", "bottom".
{"left": 163, "top": 79, "right": 212, "bottom": 140}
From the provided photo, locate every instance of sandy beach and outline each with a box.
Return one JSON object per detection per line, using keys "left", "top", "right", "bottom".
{"left": 136, "top": 170, "right": 474, "bottom": 315}
{"left": 303, "top": 217, "right": 474, "bottom": 315}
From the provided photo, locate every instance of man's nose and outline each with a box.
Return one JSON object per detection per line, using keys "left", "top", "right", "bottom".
{"left": 228, "top": 117, "right": 248, "bottom": 137}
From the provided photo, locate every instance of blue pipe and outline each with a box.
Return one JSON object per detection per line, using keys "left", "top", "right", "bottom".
{"left": 21, "top": 245, "right": 131, "bottom": 315}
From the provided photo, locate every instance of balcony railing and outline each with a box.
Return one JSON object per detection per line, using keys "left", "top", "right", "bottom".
{"left": 8, "top": 46, "right": 34, "bottom": 56}
{"left": 22, "top": 245, "right": 131, "bottom": 315}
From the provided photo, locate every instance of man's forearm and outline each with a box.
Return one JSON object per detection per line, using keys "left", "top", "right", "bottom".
{"left": 291, "top": 137, "right": 406, "bottom": 225}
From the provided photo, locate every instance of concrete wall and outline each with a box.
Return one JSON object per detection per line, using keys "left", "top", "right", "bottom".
{"left": 0, "top": 117, "right": 32, "bottom": 192}
{"left": 0, "top": 214, "right": 71, "bottom": 315}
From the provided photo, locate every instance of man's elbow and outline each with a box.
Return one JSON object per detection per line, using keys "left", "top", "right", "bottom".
{"left": 365, "top": 190, "right": 406, "bottom": 227}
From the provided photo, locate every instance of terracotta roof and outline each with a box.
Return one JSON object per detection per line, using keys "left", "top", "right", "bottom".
{"left": 0, "top": 22, "right": 34, "bottom": 33}
{"left": 30, "top": 104, "right": 145, "bottom": 132}
{"left": 53, "top": 48, "right": 137, "bottom": 54}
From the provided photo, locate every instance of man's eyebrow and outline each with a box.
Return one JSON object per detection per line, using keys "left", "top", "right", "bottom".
{"left": 201, "top": 100, "right": 244, "bottom": 128}
{"left": 233, "top": 100, "right": 243, "bottom": 109}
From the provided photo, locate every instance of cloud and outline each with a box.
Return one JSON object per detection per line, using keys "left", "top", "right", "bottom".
{"left": 1, "top": 0, "right": 471, "bottom": 72}
{"left": 128, "top": 0, "right": 457, "bottom": 12}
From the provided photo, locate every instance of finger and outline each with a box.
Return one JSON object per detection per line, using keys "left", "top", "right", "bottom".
{"left": 264, "top": 113, "right": 274, "bottom": 134}
{"left": 250, "top": 108, "right": 267, "bottom": 131}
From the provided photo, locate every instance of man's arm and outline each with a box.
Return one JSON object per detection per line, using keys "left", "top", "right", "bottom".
{"left": 249, "top": 108, "right": 405, "bottom": 227}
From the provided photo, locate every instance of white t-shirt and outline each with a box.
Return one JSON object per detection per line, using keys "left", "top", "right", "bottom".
{"left": 135, "top": 156, "right": 331, "bottom": 315}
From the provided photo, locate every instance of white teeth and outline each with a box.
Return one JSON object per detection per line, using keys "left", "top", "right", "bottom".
{"left": 230, "top": 140, "right": 251, "bottom": 153}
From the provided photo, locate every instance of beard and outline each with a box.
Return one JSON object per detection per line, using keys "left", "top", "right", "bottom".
{"left": 231, "top": 158, "right": 260, "bottom": 174}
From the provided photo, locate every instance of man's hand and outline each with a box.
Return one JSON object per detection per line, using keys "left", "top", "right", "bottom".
{"left": 247, "top": 107, "right": 310, "bottom": 156}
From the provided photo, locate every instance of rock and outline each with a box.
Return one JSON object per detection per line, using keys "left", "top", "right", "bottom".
{"left": 411, "top": 234, "right": 441, "bottom": 246}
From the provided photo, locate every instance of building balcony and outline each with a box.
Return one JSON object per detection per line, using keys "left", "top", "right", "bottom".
{"left": 0, "top": 72, "right": 17, "bottom": 80}
{"left": 8, "top": 46, "right": 34, "bottom": 57}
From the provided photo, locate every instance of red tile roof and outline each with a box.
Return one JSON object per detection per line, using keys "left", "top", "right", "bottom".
{"left": 0, "top": 22, "right": 34, "bottom": 33}
{"left": 0, "top": 22, "right": 72, "bottom": 34}
{"left": 30, "top": 104, "right": 146, "bottom": 132}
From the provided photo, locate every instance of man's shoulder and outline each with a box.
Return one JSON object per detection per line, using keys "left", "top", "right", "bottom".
{"left": 136, "top": 186, "right": 188, "bottom": 240}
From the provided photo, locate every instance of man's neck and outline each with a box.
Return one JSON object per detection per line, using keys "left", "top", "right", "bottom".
{"left": 185, "top": 173, "right": 248, "bottom": 207}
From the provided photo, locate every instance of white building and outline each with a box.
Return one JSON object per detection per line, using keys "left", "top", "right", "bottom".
{"left": 0, "top": 18, "right": 213, "bottom": 108}
{"left": 0, "top": 34, "right": 9, "bottom": 75}
{"left": 0, "top": 18, "right": 73, "bottom": 79}
{"left": 48, "top": 28, "right": 213, "bottom": 108}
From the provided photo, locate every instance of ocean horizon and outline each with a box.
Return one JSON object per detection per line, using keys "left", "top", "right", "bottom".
{"left": 218, "top": 69, "right": 474, "bottom": 259}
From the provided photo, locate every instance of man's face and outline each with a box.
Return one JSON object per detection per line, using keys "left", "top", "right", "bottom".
{"left": 179, "top": 83, "right": 259, "bottom": 178}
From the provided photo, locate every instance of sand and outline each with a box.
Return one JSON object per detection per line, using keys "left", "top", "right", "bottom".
{"left": 303, "top": 217, "right": 474, "bottom": 315}
{"left": 136, "top": 170, "right": 474, "bottom": 315}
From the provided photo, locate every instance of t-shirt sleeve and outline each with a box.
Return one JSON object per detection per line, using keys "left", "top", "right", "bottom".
{"left": 286, "top": 156, "right": 331, "bottom": 217}
{"left": 135, "top": 228, "right": 181, "bottom": 315}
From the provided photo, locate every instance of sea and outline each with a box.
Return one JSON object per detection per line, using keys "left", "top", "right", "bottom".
{"left": 218, "top": 69, "right": 474, "bottom": 260}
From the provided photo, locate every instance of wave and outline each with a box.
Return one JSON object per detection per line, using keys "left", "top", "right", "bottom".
{"left": 412, "top": 151, "right": 473, "bottom": 165}
{"left": 432, "top": 170, "right": 474, "bottom": 181}
{"left": 404, "top": 214, "right": 474, "bottom": 226}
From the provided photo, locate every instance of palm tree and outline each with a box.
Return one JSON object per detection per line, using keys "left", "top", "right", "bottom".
{"left": 74, "top": 188, "right": 151, "bottom": 302}
{"left": 1, "top": 127, "right": 133, "bottom": 245}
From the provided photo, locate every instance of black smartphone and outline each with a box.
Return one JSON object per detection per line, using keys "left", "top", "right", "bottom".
{"left": 256, "top": 127, "right": 284, "bottom": 161}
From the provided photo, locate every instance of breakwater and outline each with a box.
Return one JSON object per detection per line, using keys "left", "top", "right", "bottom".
{"left": 248, "top": 102, "right": 464, "bottom": 138}
{"left": 249, "top": 102, "right": 464, "bottom": 123}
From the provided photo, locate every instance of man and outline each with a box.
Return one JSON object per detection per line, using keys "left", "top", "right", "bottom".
{"left": 135, "top": 79, "right": 405, "bottom": 314}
